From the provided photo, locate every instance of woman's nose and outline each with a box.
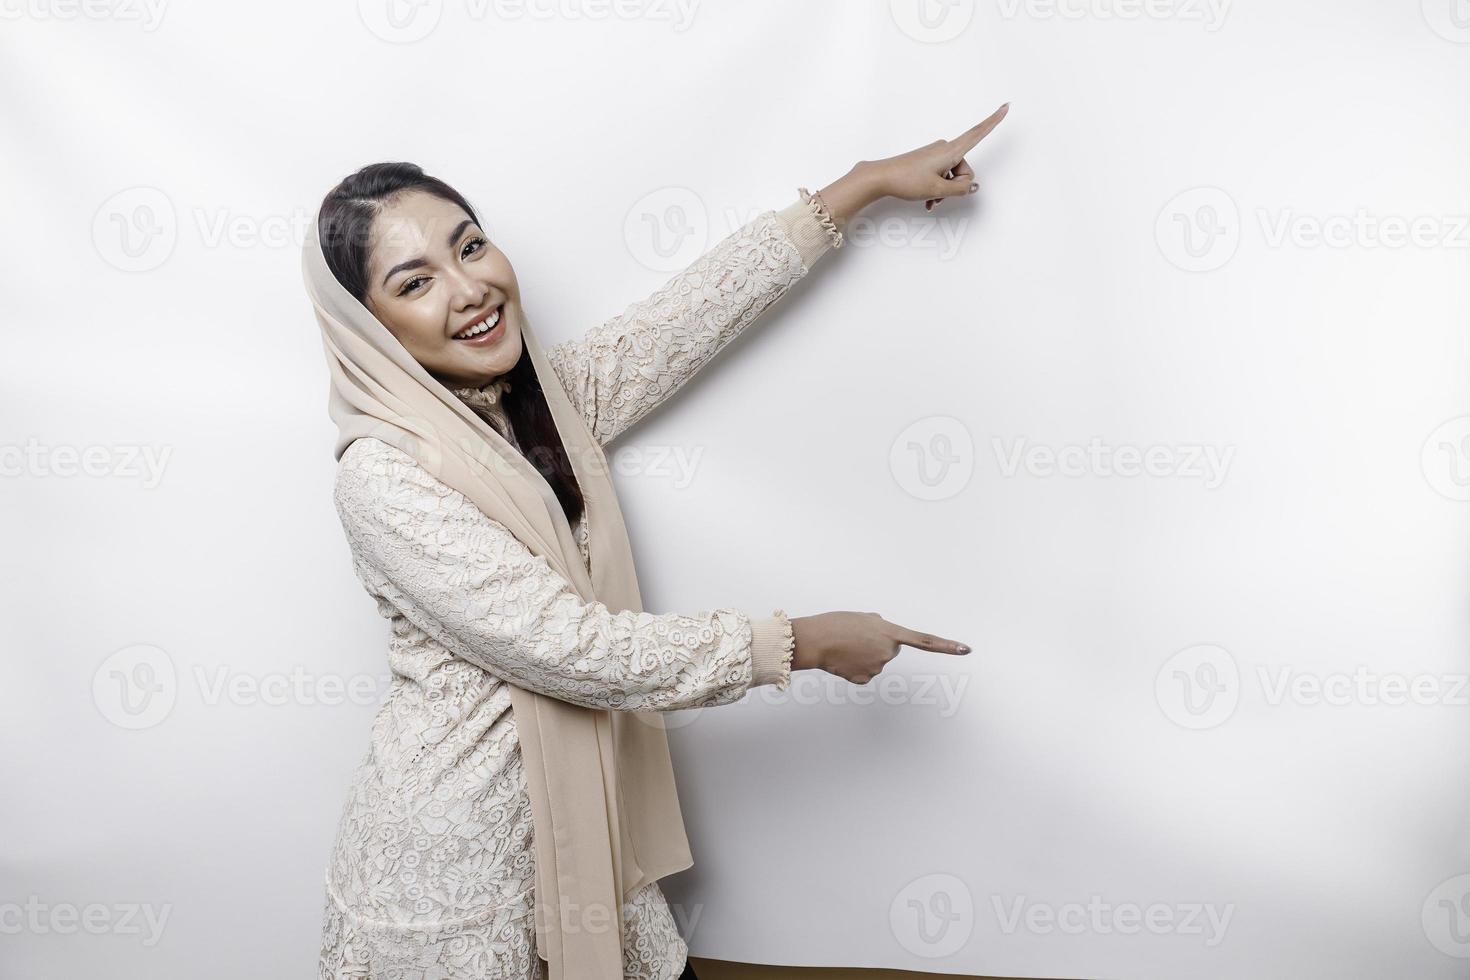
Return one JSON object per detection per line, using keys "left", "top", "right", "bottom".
{"left": 448, "top": 271, "right": 489, "bottom": 310}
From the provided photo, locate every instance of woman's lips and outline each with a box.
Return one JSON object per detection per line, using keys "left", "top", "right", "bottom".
{"left": 453, "top": 307, "right": 504, "bottom": 346}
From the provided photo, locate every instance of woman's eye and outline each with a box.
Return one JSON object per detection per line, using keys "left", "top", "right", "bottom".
{"left": 395, "top": 239, "right": 483, "bottom": 296}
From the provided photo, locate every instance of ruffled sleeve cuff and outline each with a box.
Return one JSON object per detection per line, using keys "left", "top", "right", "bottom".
{"left": 774, "top": 198, "right": 836, "bottom": 273}
{"left": 749, "top": 609, "right": 796, "bottom": 692}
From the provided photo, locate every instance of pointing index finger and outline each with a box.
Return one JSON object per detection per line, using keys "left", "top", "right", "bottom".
{"left": 950, "top": 103, "right": 1010, "bottom": 158}
{"left": 888, "top": 621, "right": 972, "bottom": 655}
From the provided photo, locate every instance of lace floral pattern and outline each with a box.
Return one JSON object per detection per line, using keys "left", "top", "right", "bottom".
{"left": 546, "top": 212, "right": 810, "bottom": 447}
{"left": 319, "top": 207, "right": 815, "bottom": 978}
{"left": 318, "top": 875, "right": 683, "bottom": 980}
{"left": 336, "top": 439, "right": 759, "bottom": 713}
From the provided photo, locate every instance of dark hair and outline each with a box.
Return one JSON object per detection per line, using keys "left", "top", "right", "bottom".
{"left": 318, "top": 162, "right": 585, "bottom": 530}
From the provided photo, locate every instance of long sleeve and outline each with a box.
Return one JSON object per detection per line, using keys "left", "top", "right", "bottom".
{"left": 546, "top": 196, "right": 837, "bottom": 447}
{"left": 334, "top": 439, "right": 795, "bottom": 712}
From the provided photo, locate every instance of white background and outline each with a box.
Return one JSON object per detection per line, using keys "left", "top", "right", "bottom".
{"left": 4, "top": 1, "right": 1469, "bottom": 977}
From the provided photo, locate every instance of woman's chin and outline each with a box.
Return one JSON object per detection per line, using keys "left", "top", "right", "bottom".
{"left": 453, "top": 329, "right": 521, "bottom": 380}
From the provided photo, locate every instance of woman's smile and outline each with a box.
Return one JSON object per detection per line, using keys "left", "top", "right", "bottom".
{"left": 356, "top": 189, "right": 526, "bottom": 388}
{"left": 451, "top": 304, "right": 505, "bottom": 345}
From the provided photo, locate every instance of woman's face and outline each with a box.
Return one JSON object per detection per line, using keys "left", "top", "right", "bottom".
{"left": 363, "top": 190, "right": 523, "bottom": 389}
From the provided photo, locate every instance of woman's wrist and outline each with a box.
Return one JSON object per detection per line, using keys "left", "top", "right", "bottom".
{"left": 788, "top": 614, "right": 822, "bottom": 672}
{"left": 817, "top": 162, "right": 887, "bottom": 231}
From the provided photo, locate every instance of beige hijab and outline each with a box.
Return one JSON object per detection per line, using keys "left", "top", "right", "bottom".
{"left": 302, "top": 202, "right": 693, "bottom": 979}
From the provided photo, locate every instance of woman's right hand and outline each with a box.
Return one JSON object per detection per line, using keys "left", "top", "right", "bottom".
{"left": 789, "top": 611, "right": 971, "bottom": 685}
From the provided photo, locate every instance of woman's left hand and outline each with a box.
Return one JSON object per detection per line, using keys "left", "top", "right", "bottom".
{"left": 876, "top": 103, "right": 1010, "bottom": 211}
{"left": 816, "top": 103, "right": 1010, "bottom": 225}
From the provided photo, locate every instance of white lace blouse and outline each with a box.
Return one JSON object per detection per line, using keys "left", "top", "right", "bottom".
{"left": 317, "top": 197, "right": 834, "bottom": 980}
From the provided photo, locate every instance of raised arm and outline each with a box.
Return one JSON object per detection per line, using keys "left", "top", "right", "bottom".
{"left": 334, "top": 439, "right": 795, "bottom": 711}
{"left": 545, "top": 197, "right": 838, "bottom": 447}
{"left": 544, "top": 103, "right": 1009, "bottom": 447}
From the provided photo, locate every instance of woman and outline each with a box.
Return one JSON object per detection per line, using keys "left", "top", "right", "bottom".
{"left": 304, "top": 103, "right": 1007, "bottom": 980}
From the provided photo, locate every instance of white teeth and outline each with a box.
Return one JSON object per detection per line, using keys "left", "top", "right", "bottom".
{"left": 454, "top": 307, "right": 501, "bottom": 340}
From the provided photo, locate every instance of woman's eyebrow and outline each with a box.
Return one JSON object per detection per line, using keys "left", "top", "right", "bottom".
{"left": 381, "top": 218, "right": 475, "bottom": 287}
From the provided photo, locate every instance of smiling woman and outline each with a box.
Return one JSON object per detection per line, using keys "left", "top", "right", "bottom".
{"left": 362, "top": 197, "right": 521, "bottom": 381}
{"left": 317, "top": 163, "right": 586, "bottom": 531}
{"left": 305, "top": 115, "right": 998, "bottom": 979}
